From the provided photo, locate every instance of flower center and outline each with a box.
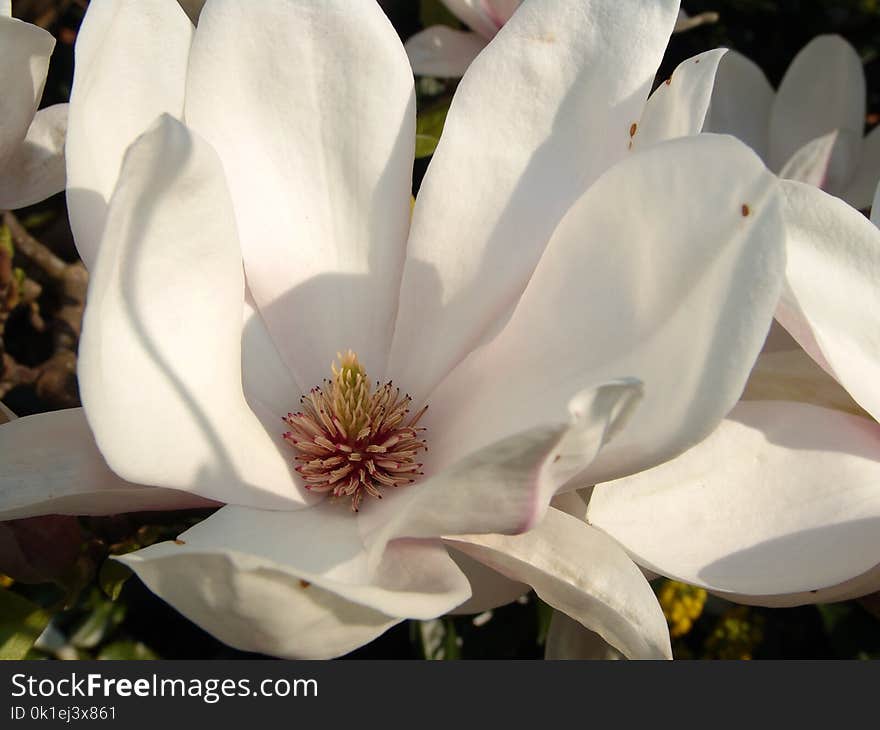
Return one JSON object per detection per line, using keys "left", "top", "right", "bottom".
{"left": 283, "top": 350, "right": 428, "bottom": 512}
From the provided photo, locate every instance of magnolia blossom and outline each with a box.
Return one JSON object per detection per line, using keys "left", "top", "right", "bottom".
{"left": 0, "top": 1, "right": 67, "bottom": 209}
{"left": 705, "top": 35, "right": 878, "bottom": 209}
{"left": 583, "top": 181, "right": 880, "bottom": 620}
{"left": 0, "top": 0, "right": 791, "bottom": 659}
{"left": 405, "top": 1, "right": 719, "bottom": 77}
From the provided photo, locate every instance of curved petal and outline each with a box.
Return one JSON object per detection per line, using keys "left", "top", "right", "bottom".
{"left": 588, "top": 400, "right": 880, "bottom": 598}
{"left": 1, "top": 2, "right": 9, "bottom": 17}
{"left": 632, "top": 49, "right": 727, "bottom": 150}
{"left": 358, "top": 380, "right": 643, "bottom": 564}
{"left": 778, "top": 180, "right": 880, "bottom": 422}
{"left": 78, "top": 116, "right": 312, "bottom": 510}
{"left": 778, "top": 131, "right": 837, "bottom": 189}
{"left": 66, "top": 0, "right": 193, "bottom": 269}
{"left": 481, "top": 0, "right": 520, "bottom": 28}
{"left": 119, "top": 504, "right": 470, "bottom": 659}
{"left": 441, "top": 0, "right": 501, "bottom": 38}
{"left": 405, "top": 26, "right": 487, "bottom": 77}
{"left": 241, "top": 292, "right": 301, "bottom": 413}
{"left": 447, "top": 508, "right": 672, "bottom": 659}
{"left": 703, "top": 50, "right": 774, "bottom": 161}
{"left": 842, "top": 125, "right": 880, "bottom": 210}
{"left": 185, "top": 0, "right": 414, "bottom": 390}
{"left": 446, "top": 547, "right": 529, "bottom": 614}
{"left": 0, "top": 409, "right": 214, "bottom": 521}
{"left": 768, "top": 35, "right": 865, "bottom": 188}
{"left": 389, "top": 0, "right": 680, "bottom": 403}
{"left": 716, "top": 562, "right": 880, "bottom": 608}
{"left": 0, "top": 104, "right": 67, "bottom": 210}
{"left": 427, "top": 135, "right": 784, "bottom": 488}
{"left": 545, "top": 611, "right": 624, "bottom": 659}
{"left": 0, "top": 14, "right": 54, "bottom": 165}
{"left": 122, "top": 559, "right": 396, "bottom": 660}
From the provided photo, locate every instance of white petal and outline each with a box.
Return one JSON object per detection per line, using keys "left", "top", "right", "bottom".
{"left": 447, "top": 508, "right": 672, "bottom": 659}
{"left": 842, "top": 125, "right": 880, "bottom": 210}
{"left": 769, "top": 35, "right": 865, "bottom": 188}
{"left": 717, "top": 562, "right": 880, "bottom": 608}
{"left": 481, "top": 0, "right": 520, "bottom": 28}
{"left": 778, "top": 180, "right": 880, "bottom": 422}
{"left": 358, "top": 380, "right": 643, "bottom": 563}
{"left": 445, "top": 547, "right": 529, "bottom": 614}
{"left": 186, "top": 0, "right": 414, "bottom": 390}
{"left": 66, "top": 0, "right": 193, "bottom": 269}
{"left": 0, "top": 104, "right": 67, "bottom": 209}
{"left": 405, "top": 26, "right": 487, "bottom": 77}
{"left": 0, "top": 14, "right": 54, "bottom": 165}
{"left": 427, "top": 135, "right": 784, "bottom": 488}
{"left": 0, "top": 409, "right": 215, "bottom": 521}
{"left": 703, "top": 50, "right": 774, "bottom": 161}
{"left": 545, "top": 611, "right": 624, "bottom": 659}
{"left": 241, "top": 292, "right": 301, "bottom": 414}
{"left": 778, "top": 131, "right": 838, "bottom": 189}
{"left": 441, "top": 0, "right": 501, "bottom": 38}
{"left": 1, "top": 2, "right": 10, "bottom": 17}
{"left": 388, "top": 0, "right": 680, "bottom": 402}
{"left": 120, "top": 504, "right": 470, "bottom": 658}
{"left": 78, "top": 116, "right": 311, "bottom": 510}
{"left": 632, "top": 49, "right": 727, "bottom": 150}
{"left": 588, "top": 400, "right": 880, "bottom": 598}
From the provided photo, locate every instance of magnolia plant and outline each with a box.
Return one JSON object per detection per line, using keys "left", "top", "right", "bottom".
{"left": 0, "top": 0, "right": 788, "bottom": 660}
{"left": 0, "top": 1, "right": 67, "bottom": 209}
{"left": 405, "top": 0, "right": 719, "bottom": 77}
{"left": 0, "top": 0, "right": 870, "bottom": 661}
{"left": 704, "top": 35, "right": 879, "bottom": 210}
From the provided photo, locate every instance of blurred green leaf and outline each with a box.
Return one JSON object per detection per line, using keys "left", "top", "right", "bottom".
{"left": 20, "top": 211, "right": 57, "bottom": 229}
{"left": 817, "top": 603, "right": 880, "bottom": 658}
{"left": 416, "top": 99, "right": 451, "bottom": 158}
{"left": 420, "top": 0, "right": 460, "bottom": 29}
{"left": 0, "top": 225, "right": 12, "bottom": 257}
{"left": 442, "top": 618, "right": 461, "bottom": 660}
{"left": 0, "top": 588, "right": 51, "bottom": 660}
{"left": 70, "top": 590, "right": 126, "bottom": 649}
{"left": 536, "top": 598, "right": 554, "bottom": 646}
{"left": 98, "top": 640, "right": 159, "bottom": 660}
{"left": 98, "top": 560, "right": 132, "bottom": 602}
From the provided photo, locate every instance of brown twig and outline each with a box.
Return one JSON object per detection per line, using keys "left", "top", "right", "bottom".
{"left": 3, "top": 211, "right": 67, "bottom": 280}
{"left": 0, "top": 212, "right": 88, "bottom": 410}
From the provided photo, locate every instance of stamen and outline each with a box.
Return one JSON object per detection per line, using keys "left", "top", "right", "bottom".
{"left": 283, "top": 350, "right": 428, "bottom": 512}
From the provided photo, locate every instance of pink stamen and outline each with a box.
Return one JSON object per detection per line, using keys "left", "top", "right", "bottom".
{"left": 282, "top": 350, "right": 429, "bottom": 512}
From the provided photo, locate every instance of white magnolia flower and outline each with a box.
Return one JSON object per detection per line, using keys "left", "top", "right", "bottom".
{"left": 0, "top": 1, "right": 67, "bottom": 209}
{"left": 405, "top": 1, "right": 718, "bottom": 78}
{"left": 584, "top": 179, "right": 880, "bottom": 622}
{"left": 705, "top": 35, "right": 878, "bottom": 210}
{"left": 0, "top": 0, "right": 789, "bottom": 659}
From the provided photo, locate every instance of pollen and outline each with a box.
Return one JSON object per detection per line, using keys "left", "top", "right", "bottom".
{"left": 282, "top": 350, "right": 428, "bottom": 512}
